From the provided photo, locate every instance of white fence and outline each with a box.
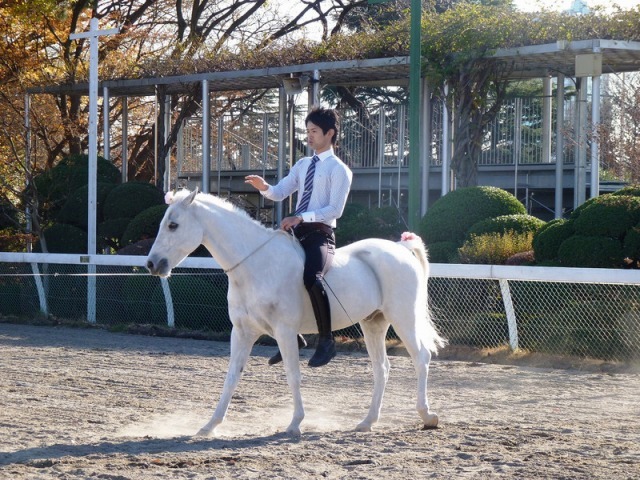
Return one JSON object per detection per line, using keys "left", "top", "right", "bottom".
{"left": 0, "top": 252, "right": 638, "bottom": 362}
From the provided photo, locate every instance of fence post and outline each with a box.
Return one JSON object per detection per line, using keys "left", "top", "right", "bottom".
{"left": 499, "top": 279, "right": 519, "bottom": 350}
{"left": 161, "top": 277, "right": 175, "bottom": 328}
{"left": 30, "top": 263, "right": 48, "bottom": 315}
{"left": 87, "top": 265, "right": 96, "bottom": 323}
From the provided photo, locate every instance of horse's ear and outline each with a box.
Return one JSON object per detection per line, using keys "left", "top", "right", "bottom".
{"left": 184, "top": 188, "right": 198, "bottom": 206}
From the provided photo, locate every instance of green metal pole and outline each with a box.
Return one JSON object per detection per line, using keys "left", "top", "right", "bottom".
{"left": 408, "top": 0, "right": 422, "bottom": 230}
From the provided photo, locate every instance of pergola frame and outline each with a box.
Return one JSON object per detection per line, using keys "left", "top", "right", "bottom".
{"left": 26, "top": 39, "right": 640, "bottom": 223}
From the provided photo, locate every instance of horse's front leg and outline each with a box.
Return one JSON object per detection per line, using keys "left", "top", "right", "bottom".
{"left": 197, "top": 326, "right": 257, "bottom": 437}
{"left": 276, "top": 329, "right": 305, "bottom": 435}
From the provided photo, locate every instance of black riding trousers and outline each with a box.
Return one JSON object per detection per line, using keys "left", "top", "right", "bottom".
{"left": 293, "top": 223, "right": 335, "bottom": 290}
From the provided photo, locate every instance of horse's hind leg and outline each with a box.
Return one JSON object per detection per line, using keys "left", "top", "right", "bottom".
{"left": 197, "top": 326, "right": 258, "bottom": 436}
{"left": 356, "top": 314, "right": 391, "bottom": 432}
{"left": 390, "top": 307, "right": 439, "bottom": 429}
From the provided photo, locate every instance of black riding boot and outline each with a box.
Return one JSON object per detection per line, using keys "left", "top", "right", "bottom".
{"left": 268, "top": 334, "right": 307, "bottom": 366}
{"left": 307, "top": 280, "right": 336, "bottom": 368}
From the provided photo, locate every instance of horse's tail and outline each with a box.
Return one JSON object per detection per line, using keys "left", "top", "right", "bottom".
{"left": 398, "top": 231, "right": 429, "bottom": 278}
{"left": 398, "top": 232, "right": 447, "bottom": 352}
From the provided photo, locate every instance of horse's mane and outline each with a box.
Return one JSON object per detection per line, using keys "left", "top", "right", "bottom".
{"left": 166, "top": 189, "right": 260, "bottom": 226}
{"left": 168, "top": 189, "right": 303, "bottom": 259}
{"left": 170, "top": 189, "right": 275, "bottom": 233}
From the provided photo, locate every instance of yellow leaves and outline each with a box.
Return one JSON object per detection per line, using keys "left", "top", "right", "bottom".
{"left": 458, "top": 231, "right": 535, "bottom": 265}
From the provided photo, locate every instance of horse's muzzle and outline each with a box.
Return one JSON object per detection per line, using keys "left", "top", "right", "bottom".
{"left": 146, "top": 257, "right": 170, "bottom": 277}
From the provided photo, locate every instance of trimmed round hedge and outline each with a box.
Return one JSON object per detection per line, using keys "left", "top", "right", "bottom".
{"left": 532, "top": 219, "right": 574, "bottom": 263}
{"left": 35, "top": 223, "right": 88, "bottom": 253}
{"left": 572, "top": 195, "right": 640, "bottom": 239}
{"left": 612, "top": 185, "right": 640, "bottom": 197}
{"left": 337, "top": 204, "right": 404, "bottom": 247}
{"left": 33, "top": 154, "right": 120, "bottom": 216}
{"left": 98, "top": 217, "right": 132, "bottom": 250}
{"left": 103, "top": 182, "right": 164, "bottom": 221}
{"left": 426, "top": 241, "right": 459, "bottom": 263}
{"left": 420, "top": 186, "right": 525, "bottom": 246}
{"left": 56, "top": 182, "right": 117, "bottom": 228}
{"left": 557, "top": 235, "right": 624, "bottom": 268}
{"left": 623, "top": 226, "right": 640, "bottom": 262}
{"left": 121, "top": 204, "right": 168, "bottom": 246}
{"left": 467, "top": 214, "right": 545, "bottom": 237}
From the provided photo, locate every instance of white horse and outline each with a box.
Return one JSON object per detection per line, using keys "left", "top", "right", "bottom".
{"left": 146, "top": 189, "right": 445, "bottom": 436}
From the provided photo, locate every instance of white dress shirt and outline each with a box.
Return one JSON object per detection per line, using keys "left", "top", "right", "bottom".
{"left": 261, "top": 148, "right": 352, "bottom": 228}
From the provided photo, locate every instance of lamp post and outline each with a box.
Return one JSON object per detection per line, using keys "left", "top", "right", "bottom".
{"left": 408, "top": 0, "right": 422, "bottom": 230}
{"left": 69, "top": 18, "right": 119, "bottom": 323}
{"left": 369, "top": 0, "right": 422, "bottom": 229}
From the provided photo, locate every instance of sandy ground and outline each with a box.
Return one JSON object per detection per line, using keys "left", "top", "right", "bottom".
{"left": 0, "top": 323, "right": 639, "bottom": 480}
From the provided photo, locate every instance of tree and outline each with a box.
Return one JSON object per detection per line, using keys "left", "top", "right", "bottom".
{"left": 422, "top": 3, "right": 517, "bottom": 187}
{"left": 599, "top": 73, "right": 640, "bottom": 183}
{"left": 421, "top": 3, "right": 640, "bottom": 187}
{"left": 0, "top": 0, "right": 376, "bottom": 242}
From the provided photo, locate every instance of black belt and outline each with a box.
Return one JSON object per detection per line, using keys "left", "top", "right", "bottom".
{"left": 294, "top": 222, "right": 334, "bottom": 237}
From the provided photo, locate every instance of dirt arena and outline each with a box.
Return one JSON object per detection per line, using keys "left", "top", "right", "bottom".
{"left": 0, "top": 323, "right": 638, "bottom": 479}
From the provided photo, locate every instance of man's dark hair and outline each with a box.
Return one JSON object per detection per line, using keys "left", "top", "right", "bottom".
{"left": 305, "top": 106, "right": 339, "bottom": 145}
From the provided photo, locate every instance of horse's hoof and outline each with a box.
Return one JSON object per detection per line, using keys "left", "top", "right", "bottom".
{"left": 355, "top": 422, "right": 372, "bottom": 432}
{"left": 195, "top": 426, "right": 216, "bottom": 437}
{"left": 285, "top": 426, "right": 301, "bottom": 436}
{"left": 422, "top": 413, "right": 439, "bottom": 430}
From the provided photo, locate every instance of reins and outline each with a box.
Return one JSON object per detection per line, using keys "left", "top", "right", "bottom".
{"left": 321, "top": 277, "right": 358, "bottom": 330}
{"left": 223, "top": 233, "right": 279, "bottom": 274}
{"left": 226, "top": 226, "right": 359, "bottom": 333}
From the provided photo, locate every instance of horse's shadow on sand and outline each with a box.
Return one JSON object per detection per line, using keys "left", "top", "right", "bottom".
{"left": 0, "top": 432, "right": 301, "bottom": 467}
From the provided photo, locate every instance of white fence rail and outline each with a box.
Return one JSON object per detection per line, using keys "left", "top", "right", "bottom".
{"left": 0, "top": 252, "right": 638, "bottom": 362}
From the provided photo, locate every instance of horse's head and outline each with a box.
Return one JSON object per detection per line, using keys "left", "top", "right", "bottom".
{"left": 146, "top": 188, "right": 204, "bottom": 277}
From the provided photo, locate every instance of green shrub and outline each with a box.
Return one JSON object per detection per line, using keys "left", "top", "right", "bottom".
{"left": 102, "top": 182, "right": 164, "bottom": 221}
{"left": 611, "top": 185, "right": 640, "bottom": 197}
{"left": 426, "top": 241, "right": 459, "bottom": 263}
{"left": 33, "top": 154, "right": 120, "bottom": 218}
{"left": 56, "top": 182, "right": 117, "bottom": 228}
{"left": 458, "top": 231, "right": 534, "bottom": 265}
{"left": 429, "top": 278, "right": 505, "bottom": 347}
{"left": 337, "top": 203, "right": 404, "bottom": 247}
{"left": 121, "top": 204, "right": 168, "bottom": 246}
{"left": 573, "top": 195, "right": 640, "bottom": 239}
{"left": 420, "top": 186, "right": 525, "bottom": 246}
{"left": 569, "top": 195, "right": 600, "bottom": 220}
{"left": 98, "top": 217, "right": 132, "bottom": 250}
{"left": 46, "top": 264, "right": 87, "bottom": 319}
{"left": 120, "top": 273, "right": 167, "bottom": 325}
{"left": 469, "top": 313, "right": 509, "bottom": 348}
{"left": 623, "top": 226, "right": 640, "bottom": 263}
{"left": 519, "top": 293, "right": 639, "bottom": 360}
{"left": 557, "top": 235, "right": 624, "bottom": 268}
{"left": 532, "top": 218, "right": 574, "bottom": 263}
{"left": 0, "top": 280, "right": 22, "bottom": 315}
{"left": 467, "top": 214, "right": 545, "bottom": 237}
{"left": 35, "top": 223, "right": 88, "bottom": 253}
{"left": 164, "top": 275, "right": 231, "bottom": 332}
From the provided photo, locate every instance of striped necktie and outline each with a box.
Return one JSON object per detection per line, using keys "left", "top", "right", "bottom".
{"left": 295, "top": 155, "right": 319, "bottom": 215}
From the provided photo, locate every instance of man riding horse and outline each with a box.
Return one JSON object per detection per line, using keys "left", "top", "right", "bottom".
{"left": 245, "top": 106, "right": 353, "bottom": 367}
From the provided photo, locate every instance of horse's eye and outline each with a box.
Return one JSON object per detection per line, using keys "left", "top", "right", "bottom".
{"left": 168, "top": 222, "right": 178, "bottom": 231}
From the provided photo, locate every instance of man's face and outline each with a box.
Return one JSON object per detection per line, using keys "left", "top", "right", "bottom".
{"left": 306, "top": 120, "right": 334, "bottom": 153}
